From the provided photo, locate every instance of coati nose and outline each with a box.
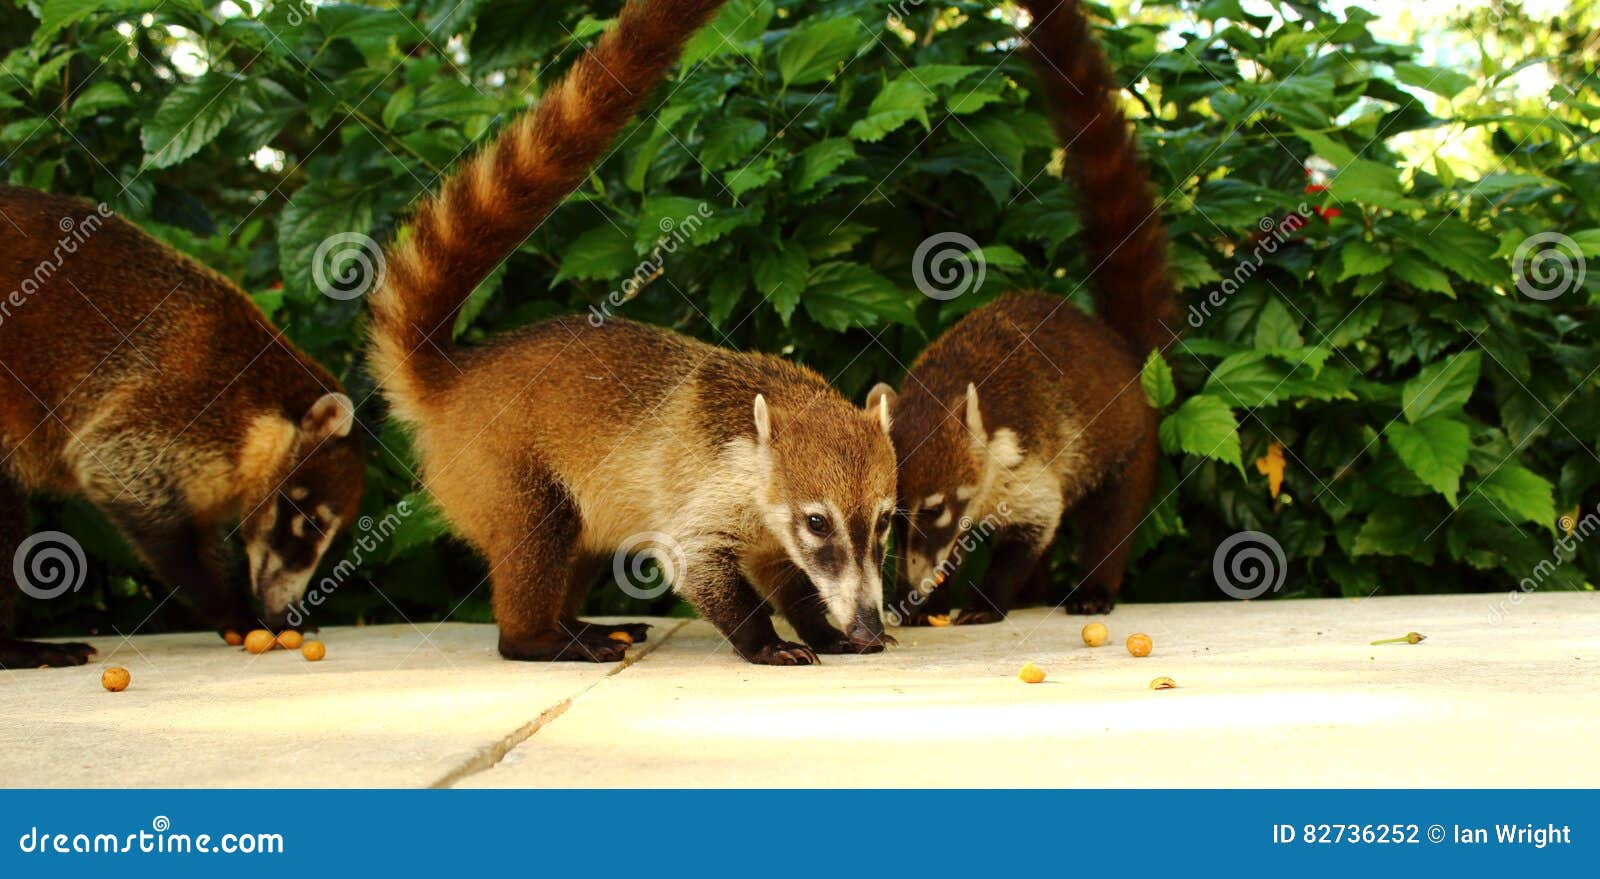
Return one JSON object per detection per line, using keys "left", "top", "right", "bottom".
{"left": 847, "top": 613, "right": 895, "bottom": 649}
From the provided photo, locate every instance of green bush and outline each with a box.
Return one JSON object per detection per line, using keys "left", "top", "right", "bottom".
{"left": 5, "top": 0, "right": 1596, "bottom": 636}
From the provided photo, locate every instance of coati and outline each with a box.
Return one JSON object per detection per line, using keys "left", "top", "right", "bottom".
{"left": 367, "top": 0, "right": 898, "bottom": 665}
{"left": 873, "top": 0, "right": 1178, "bottom": 624}
{"left": 0, "top": 186, "right": 365, "bottom": 668}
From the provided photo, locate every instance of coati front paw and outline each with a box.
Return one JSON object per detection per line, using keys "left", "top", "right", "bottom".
{"left": 1063, "top": 587, "right": 1116, "bottom": 615}
{"left": 744, "top": 641, "right": 819, "bottom": 666}
{"left": 953, "top": 608, "right": 1004, "bottom": 625}
{"left": 0, "top": 638, "right": 97, "bottom": 669}
{"left": 499, "top": 631, "right": 629, "bottom": 663}
{"left": 810, "top": 634, "right": 885, "bottom": 655}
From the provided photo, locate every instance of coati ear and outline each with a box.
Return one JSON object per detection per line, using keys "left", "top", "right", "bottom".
{"left": 753, "top": 394, "right": 772, "bottom": 446}
{"left": 865, "top": 382, "right": 896, "bottom": 435}
{"left": 302, "top": 393, "right": 356, "bottom": 441}
{"left": 964, "top": 382, "right": 987, "bottom": 443}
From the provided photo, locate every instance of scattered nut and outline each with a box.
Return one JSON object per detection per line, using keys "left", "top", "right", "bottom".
{"left": 243, "top": 629, "right": 275, "bottom": 654}
{"left": 926, "top": 614, "right": 951, "bottom": 627}
{"left": 1018, "top": 662, "right": 1046, "bottom": 684}
{"left": 101, "top": 667, "right": 130, "bottom": 692}
{"left": 1081, "top": 622, "right": 1108, "bottom": 647}
{"left": 608, "top": 631, "right": 633, "bottom": 644}
{"left": 1126, "top": 633, "right": 1153, "bottom": 657}
{"left": 276, "top": 630, "right": 303, "bottom": 650}
{"left": 222, "top": 630, "right": 243, "bottom": 646}
{"left": 1149, "top": 676, "right": 1177, "bottom": 690}
{"left": 302, "top": 641, "right": 326, "bottom": 662}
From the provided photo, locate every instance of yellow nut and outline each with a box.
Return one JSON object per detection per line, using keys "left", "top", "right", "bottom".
{"left": 608, "top": 631, "right": 633, "bottom": 644}
{"left": 1018, "top": 662, "right": 1047, "bottom": 684}
{"left": 1126, "top": 633, "right": 1153, "bottom": 657}
{"left": 101, "top": 667, "right": 130, "bottom": 692}
{"left": 301, "top": 641, "right": 326, "bottom": 662}
{"left": 1081, "top": 622, "right": 1108, "bottom": 647}
{"left": 926, "top": 614, "right": 951, "bottom": 628}
{"left": 243, "top": 630, "right": 276, "bottom": 654}
{"left": 276, "top": 630, "right": 303, "bottom": 650}
{"left": 1149, "top": 676, "right": 1177, "bottom": 690}
{"left": 222, "top": 630, "right": 243, "bottom": 646}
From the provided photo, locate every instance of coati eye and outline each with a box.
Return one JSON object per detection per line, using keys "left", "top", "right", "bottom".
{"left": 875, "top": 516, "right": 891, "bottom": 536}
{"left": 805, "top": 514, "right": 831, "bottom": 537}
{"left": 921, "top": 503, "right": 944, "bottom": 519}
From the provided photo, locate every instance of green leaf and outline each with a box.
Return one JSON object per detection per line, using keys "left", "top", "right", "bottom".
{"left": 1337, "top": 240, "right": 1391, "bottom": 280}
{"left": 1393, "top": 62, "right": 1475, "bottom": 99}
{"left": 1352, "top": 504, "right": 1433, "bottom": 560}
{"left": 776, "top": 17, "right": 862, "bottom": 87}
{"left": 684, "top": 0, "right": 774, "bottom": 66}
{"left": 140, "top": 73, "right": 244, "bottom": 169}
{"left": 1475, "top": 465, "right": 1556, "bottom": 529}
{"left": 753, "top": 241, "right": 809, "bottom": 325}
{"left": 318, "top": 4, "right": 415, "bottom": 45}
{"left": 277, "top": 180, "right": 380, "bottom": 299}
{"left": 1330, "top": 159, "right": 1418, "bottom": 212}
{"left": 701, "top": 118, "right": 767, "bottom": 170}
{"left": 849, "top": 74, "right": 935, "bottom": 142}
{"left": 801, "top": 262, "right": 916, "bottom": 331}
{"left": 1253, "top": 297, "right": 1302, "bottom": 351}
{"left": 1389, "top": 253, "right": 1455, "bottom": 297}
{"left": 552, "top": 225, "right": 637, "bottom": 287}
{"left": 793, "top": 138, "right": 856, "bottom": 193}
{"left": 1385, "top": 416, "right": 1470, "bottom": 505}
{"left": 1157, "top": 395, "right": 1242, "bottom": 470}
{"left": 1140, "top": 351, "right": 1176, "bottom": 409}
{"left": 1401, "top": 350, "right": 1480, "bottom": 423}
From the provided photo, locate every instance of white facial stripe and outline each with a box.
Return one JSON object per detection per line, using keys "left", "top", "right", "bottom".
{"left": 923, "top": 493, "right": 944, "bottom": 508}
{"left": 934, "top": 509, "right": 953, "bottom": 528}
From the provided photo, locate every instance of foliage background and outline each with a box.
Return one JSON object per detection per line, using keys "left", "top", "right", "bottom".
{"left": 4, "top": 0, "right": 1598, "bottom": 636}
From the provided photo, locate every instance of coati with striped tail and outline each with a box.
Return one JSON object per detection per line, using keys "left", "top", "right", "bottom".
{"left": 0, "top": 186, "right": 365, "bottom": 668}
{"left": 367, "top": 0, "right": 897, "bottom": 665}
{"left": 874, "top": 0, "right": 1178, "bottom": 624}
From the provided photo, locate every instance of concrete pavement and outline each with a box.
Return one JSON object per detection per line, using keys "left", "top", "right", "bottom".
{"left": 3, "top": 593, "right": 1596, "bottom": 787}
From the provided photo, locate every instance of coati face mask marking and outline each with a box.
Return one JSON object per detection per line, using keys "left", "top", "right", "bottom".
{"left": 885, "top": 383, "right": 1018, "bottom": 598}
{"left": 239, "top": 393, "right": 364, "bottom": 626}
{"left": 754, "top": 393, "right": 896, "bottom": 644}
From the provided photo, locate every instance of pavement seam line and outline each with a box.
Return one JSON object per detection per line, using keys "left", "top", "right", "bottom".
{"left": 430, "top": 618, "right": 692, "bottom": 789}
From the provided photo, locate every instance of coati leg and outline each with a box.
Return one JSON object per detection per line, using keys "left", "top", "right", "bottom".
{"left": 100, "top": 502, "right": 258, "bottom": 634}
{"left": 682, "top": 547, "right": 817, "bottom": 666}
{"left": 954, "top": 526, "right": 1052, "bottom": 625}
{"left": 769, "top": 565, "right": 883, "bottom": 655}
{"left": 559, "top": 554, "right": 652, "bottom": 644}
{"left": 1064, "top": 432, "right": 1159, "bottom": 615}
{"left": 0, "top": 475, "right": 96, "bottom": 668}
{"left": 493, "top": 477, "right": 629, "bottom": 663}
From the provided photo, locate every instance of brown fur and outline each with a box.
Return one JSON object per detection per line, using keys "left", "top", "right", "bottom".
{"left": 367, "top": 1, "right": 899, "bottom": 665}
{"left": 883, "top": 0, "right": 1173, "bottom": 623}
{"left": 0, "top": 186, "right": 364, "bottom": 666}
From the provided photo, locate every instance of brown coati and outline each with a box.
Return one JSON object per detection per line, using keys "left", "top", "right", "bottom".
{"left": 0, "top": 186, "right": 365, "bottom": 668}
{"left": 367, "top": 0, "right": 898, "bottom": 665}
{"left": 873, "top": 0, "right": 1178, "bottom": 624}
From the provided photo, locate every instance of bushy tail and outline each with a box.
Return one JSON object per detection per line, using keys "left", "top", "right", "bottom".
{"left": 368, "top": 0, "right": 728, "bottom": 408}
{"left": 1015, "top": 0, "right": 1178, "bottom": 354}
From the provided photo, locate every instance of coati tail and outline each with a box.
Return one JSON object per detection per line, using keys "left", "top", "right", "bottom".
{"left": 1016, "top": 0, "right": 1178, "bottom": 354}
{"left": 367, "top": 0, "right": 730, "bottom": 409}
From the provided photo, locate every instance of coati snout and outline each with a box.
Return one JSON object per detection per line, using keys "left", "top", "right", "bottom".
{"left": 753, "top": 393, "right": 896, "bottom": 648}
{"left": 236, "top": 393, "right": 364, "bottom": 628}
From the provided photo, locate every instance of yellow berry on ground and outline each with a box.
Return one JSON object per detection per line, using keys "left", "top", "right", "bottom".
{"left": 276, "top": 630, "right": 303, "bottom": 650}
{"left": 608, "top": 631, "right": 633, "bottom": 644}
{"left": 1018, "top": 662, "right": 1047, "bottom": 684}
{"left": 101, "top": 667, "right": 130, "bottom": 692}
{"left": 301, "top": 641, "right": 326, "bottom": 662}
{"left": 222, "top": 630, "right": 243, "bottom": 646}
{"left": 1126, "top": 633, "right": 1153, "bottom": 657}
{"left": 927, "top": 614, "right": 951, "bottom": 628}
{"left": 1081, "top": 622, "right": 1108, "bottom": 647}
{"left": 1149, "top": 676, "right": 1177, "bottom": 690}
{"left": 243, "top": 630, "right": 275, "bottom": 654}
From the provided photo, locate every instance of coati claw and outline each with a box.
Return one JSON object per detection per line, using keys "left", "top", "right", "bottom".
{"left": 746, "top": 642, "right": 819, "bottom": 666}
{"left": 953, "top": 608, "right": 1004, "bottom": 625}
{"left": 0, "top": 639, "right": 97, "bottom": 669}
{"left": 813, "top": 636, "right": 885, "bottom": 655}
